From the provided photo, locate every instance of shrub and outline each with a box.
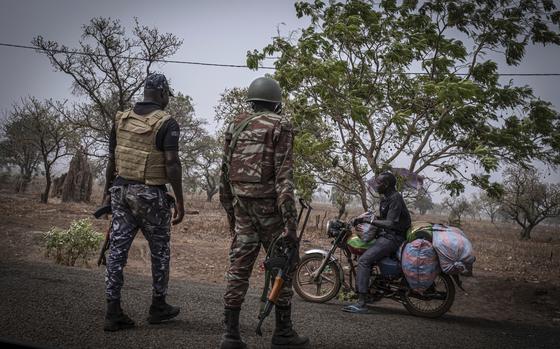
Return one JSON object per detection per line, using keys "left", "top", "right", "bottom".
{"left": 43, "top": 218, "right": 104, "bottom": 266}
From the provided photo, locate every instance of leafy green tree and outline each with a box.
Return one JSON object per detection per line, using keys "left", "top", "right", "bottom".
{"left": 213, "top": 86, "right": 323, "bottom": 201}
{"left": 0, "top": 114, "right": 41, "bottom": 192}
{"left": 248, "top": 0, "right": 560, "bottom": 210}
{"left": 214, "top": 87, "right": 251, "bottom": 135}
{"left": 413, "top": 189, "right": 434, "bottom": 215}
{"left": 442, "top": 195, "right": 470, "bottom": 226}
{"left": 330, "top": 186, "right": 353, "bottom": 219}
{"left": 501, "top": 166, "right": 560, "bottom": 240}
{"left": 9, "top": 98, "right": 74, "bottom": 203}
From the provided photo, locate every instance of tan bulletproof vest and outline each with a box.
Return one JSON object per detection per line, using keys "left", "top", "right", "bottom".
{"left": 114, "top": 109, "right": 171, "bottom": 185}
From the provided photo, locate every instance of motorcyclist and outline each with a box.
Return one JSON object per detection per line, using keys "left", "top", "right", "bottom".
{"left": 342, "top": 171, "right": 411, "bottom": 314}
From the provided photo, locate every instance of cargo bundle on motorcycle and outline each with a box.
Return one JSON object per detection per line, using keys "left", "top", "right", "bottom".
{"left": 405, "top": 222, "right": 476, "bottom": 276}
{"left": 399, "top": 239, "right": 440, "bottom": 292}
{"left": 294, "top": 213, "right": 466, "bottom": 318}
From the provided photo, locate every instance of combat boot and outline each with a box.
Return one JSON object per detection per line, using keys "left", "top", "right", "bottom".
{"left": 271, "top": 305, "right": 310, "bottom": 348}
{"left": 148, "top": 295, "right": 180, "bottom": 324}
{"left": 220, "top": 308, "right": 247, "bottom": 349}
{"left": 104, "top": 299, "right": 135, "bottom": 332}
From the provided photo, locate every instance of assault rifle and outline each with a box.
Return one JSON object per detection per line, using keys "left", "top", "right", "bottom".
{"left": 255, "top": 199, "right": 312, "bottom": 336}
{"left": 93, "top": 205, "right": 112, "bottom": 267}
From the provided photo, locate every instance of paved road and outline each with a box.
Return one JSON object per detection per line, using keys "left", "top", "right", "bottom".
{"left": 1, "top": 261, "right": 558, "bottom": 349}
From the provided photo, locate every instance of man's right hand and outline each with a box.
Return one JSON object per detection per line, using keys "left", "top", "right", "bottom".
{"left": 172, "top": 202, "right": 185, "bottom": 225}
{"left": 282, "top": 228, "right": 298, "bottom": 246}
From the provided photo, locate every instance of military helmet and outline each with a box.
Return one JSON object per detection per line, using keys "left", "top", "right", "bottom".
{"left": 246, "top": 77, "right": 282, "bottom": 103}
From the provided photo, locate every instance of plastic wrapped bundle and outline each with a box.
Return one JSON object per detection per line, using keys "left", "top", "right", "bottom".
{"left": 432, "top": 224, "right": 475, "bottom": 275}
{"left": 401, "top": 239, "right": 440, "bottom": 292}
{"left": 347, "top": 229, "right": 376, "bottom": 256}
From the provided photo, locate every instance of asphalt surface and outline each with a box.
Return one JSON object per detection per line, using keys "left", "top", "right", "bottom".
{"left": 1, "top": 261, "right": 559, "bottom": 349}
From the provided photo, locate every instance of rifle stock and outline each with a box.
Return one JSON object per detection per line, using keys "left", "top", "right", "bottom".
{"left": 97, "top": 227, "right": 110, "bottom": 267}
{"left": 94, "top": 205, "right": 112, "bottom": 267}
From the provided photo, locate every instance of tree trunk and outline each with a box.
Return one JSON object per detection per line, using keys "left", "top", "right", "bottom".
{"left": 519, "top": 226, "right": 534, "bottom": 240}
{"left": 51, "top": 173, "right": 67, "bottom": 198}
{"left": 206, "top": 189, "right": 217, "bottom": 202}
{"left": 15, "top": 174, "right": 32, "bottom": 193}
{"left": 41, "top": 166, "right": 51, "bottom": 203}
{"left": 337, "top": 202, "right": 346, "bottom": 219}
{"left": 62, "top": 151, "right": 93, "bottom": 202}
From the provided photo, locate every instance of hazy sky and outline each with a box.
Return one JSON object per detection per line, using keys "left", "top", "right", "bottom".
{"left": 1, "top": 0, "right": 559, "bottom": 194}
{"left": 0, "top": 0, "right": 309, "bottom": 124}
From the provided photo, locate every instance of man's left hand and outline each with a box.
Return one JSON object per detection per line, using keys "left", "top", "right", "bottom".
{"left": 172, "top": 202, "right": 185, "bottom": 225}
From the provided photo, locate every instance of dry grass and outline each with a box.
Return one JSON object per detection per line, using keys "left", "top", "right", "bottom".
{"left": 2, "top": 189, "right": 560, "bottom": 325}
{"left": 1, "top": 179, "right": 559, "bottom": 287}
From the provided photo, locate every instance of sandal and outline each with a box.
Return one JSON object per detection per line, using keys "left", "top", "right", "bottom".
{"left": 342, "top": 303, "right": 369, "bottom": 314}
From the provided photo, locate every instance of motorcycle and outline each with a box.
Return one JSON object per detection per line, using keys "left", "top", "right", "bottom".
{"left": 293, "top": 218, "right": 458, "bottom": 318}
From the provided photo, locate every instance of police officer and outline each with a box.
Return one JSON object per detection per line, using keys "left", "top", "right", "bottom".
{"left": 219, "top": 77, "right": 309, "bottom": 348}
{"left": 102, "top": 73, "right": 185, "bottom": 331}
{"left": 342, "top": 171, "right": 411, "bottom": 314}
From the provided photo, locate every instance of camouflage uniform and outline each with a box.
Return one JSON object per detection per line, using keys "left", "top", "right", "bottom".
{"left": 105, "top": 184, "right": 173, "bottom": 301}
{"left": 220, "top": 111, "right": 297, "bottom": 308}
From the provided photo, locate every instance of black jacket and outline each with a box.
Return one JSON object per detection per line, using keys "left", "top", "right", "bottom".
{"left": 372, "top": 189, "right": 411, "bottom": 239}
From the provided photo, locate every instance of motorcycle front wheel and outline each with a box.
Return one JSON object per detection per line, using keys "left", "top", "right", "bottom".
{"left": 293, "top": 253, "right": 343, "bottom": 303}
{"left": 403, "top": 273, "right": 456, "bottom": 318}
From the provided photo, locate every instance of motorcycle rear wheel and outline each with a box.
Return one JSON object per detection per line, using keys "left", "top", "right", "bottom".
{"left": 403, "top": 273, "right": 455, "bottom": 318}
{"left": 293, "top": 253, "right": 343, "bottom": 303}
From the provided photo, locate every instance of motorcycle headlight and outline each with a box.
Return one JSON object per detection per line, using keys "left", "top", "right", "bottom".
{"left": 326, "top": 219, "right": 345, "bottom": 238}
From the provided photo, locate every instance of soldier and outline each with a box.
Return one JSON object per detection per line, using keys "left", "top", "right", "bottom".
{"left": 102, "top": 73, "right": 185, "bottom": 331}
{"left": 219, "top": 77, "right": 310, "bottom": 349}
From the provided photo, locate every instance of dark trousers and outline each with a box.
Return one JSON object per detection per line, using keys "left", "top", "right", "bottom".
{"left": 355, "top": 236, "right": 401, "bottom": 294}
{"left": 105, "top": 184, "right": 172, "bottom": 301}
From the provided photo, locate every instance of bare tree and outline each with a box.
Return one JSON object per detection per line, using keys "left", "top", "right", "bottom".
{"left": 12, "top": 98, "right": 74, "bottom": 203}
{"left": 193, "top": 135, "right": 222, "bottom": 202}
{"left": 33, "top": 17, "right": 183, "bottom": 157}
{"left": 442, "top": 196, "right": 471, "bottom": 227}
{"left": 478, "top": 191, "right": 501, "bottom": 223}
{"left": 501, "top": 166, "right": 560, "bottom": 240}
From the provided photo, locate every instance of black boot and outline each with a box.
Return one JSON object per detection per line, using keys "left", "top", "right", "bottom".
{"left": 148, "top": 295, "right": 180, "bottom": 324}
{"left": 104, "top": 299, "right": 135, "bottom": 332}
{"left": 220, "top": 308, "right": 247, "bottom": 349}
{"left": 271, "top": 305, "right": 310, "bottom": 348}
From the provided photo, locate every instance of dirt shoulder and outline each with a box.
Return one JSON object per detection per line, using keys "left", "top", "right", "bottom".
{"left": 0, "top": 191, "right": 559, "bottom": 328}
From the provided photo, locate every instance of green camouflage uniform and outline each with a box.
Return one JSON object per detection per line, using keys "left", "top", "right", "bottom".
{"left": 220, "top": 111, "right": 297, "bottom": 308}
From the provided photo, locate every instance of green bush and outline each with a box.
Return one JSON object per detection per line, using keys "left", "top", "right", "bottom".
{"left": 43, "top": 218, "right": 104, "bottom": 266}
